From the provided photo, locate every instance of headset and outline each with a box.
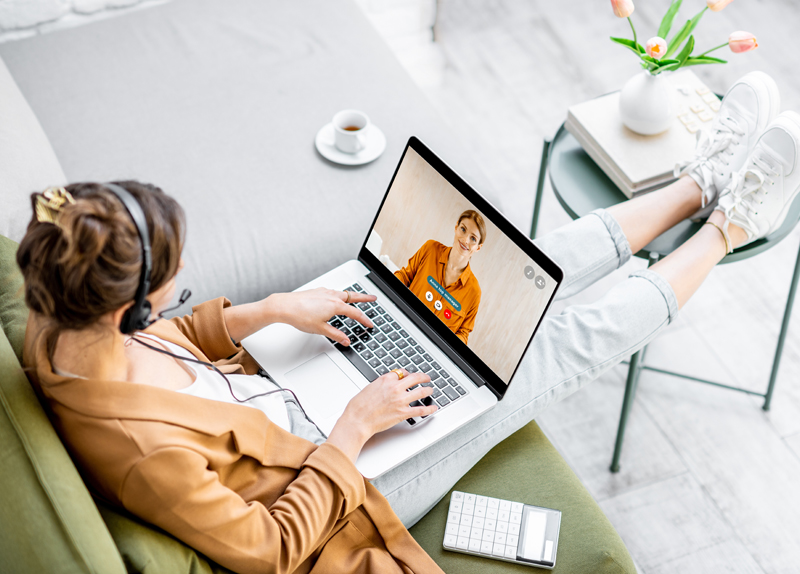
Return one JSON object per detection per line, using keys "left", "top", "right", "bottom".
{"left": 103, "top": 182, "right": 326, "bottom": 437}
{"left": 104, "top": 182, "right": 156, "bottom": 335}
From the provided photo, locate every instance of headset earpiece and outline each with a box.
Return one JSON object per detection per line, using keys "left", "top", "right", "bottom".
{"left": 103, "top": 182, "right": 153, "bottom": 335}
{"left": 120, "top": 299, "right": 152, "bottom": 335}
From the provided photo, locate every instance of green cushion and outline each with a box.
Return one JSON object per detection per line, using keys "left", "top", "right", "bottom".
{"left": 409, "top": 422, "right": 636, "bottom": 574}
{"left": 0, "top": 327, "right": 126, "bottom": 573}
{"left": 0, "top": 234, "right": 238, "bottom": 574}
{"left": 0, "top": 234, "right": 27, "bottom": 361}
{"left": 98, "top": 503, "right": 235, "bottom": 574}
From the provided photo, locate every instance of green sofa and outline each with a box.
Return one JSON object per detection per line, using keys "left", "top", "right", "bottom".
{"left": 0, "top": 234, "right": 635, "bottom": 573}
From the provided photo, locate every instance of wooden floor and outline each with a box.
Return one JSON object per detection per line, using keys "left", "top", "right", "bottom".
{"left": 405, "top": 1, "right": 800, "bottom": 572}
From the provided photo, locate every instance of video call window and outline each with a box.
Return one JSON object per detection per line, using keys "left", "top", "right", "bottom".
{"left": 366, "top": 148, "right": 557, "bottom": 384}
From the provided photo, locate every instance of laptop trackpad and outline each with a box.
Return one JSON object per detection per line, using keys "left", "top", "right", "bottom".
{"left": 285, "top": 354, "right": 360, "bottom": 420}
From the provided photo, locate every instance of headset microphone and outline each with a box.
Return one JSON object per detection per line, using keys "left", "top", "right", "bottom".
{"left": 157, "top": 289, "right": 192, "bottom": 319}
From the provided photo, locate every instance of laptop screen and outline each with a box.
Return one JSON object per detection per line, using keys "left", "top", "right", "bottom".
{"left": 360, "top": 139, "right": 561, "bottom": 395}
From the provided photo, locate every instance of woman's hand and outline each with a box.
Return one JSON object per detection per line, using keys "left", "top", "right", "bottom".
{"left": 223, "top": 287, "right": 375, "bottom": 345}
{"left": 326, "top": 369, "right": 438, "bottom": 462}
{"left": 270, "top": 288, "right": 376, "bottom": 346}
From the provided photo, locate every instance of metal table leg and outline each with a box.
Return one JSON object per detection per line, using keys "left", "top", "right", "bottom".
{"left": 610, "top": 349, "right": 644, "bottom": 473}
{"left": 530, "top": 139, "right": 551, "bottom": 240}
{"left": 610, "top": 252, "right": 659, "bottom": 472}
{"left": 764, "top": 239, "right": 800, "bottom": 410}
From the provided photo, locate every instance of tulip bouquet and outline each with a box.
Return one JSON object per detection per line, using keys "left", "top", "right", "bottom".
{"left": 610, "top": 0, "right": 758, "bottom": 75}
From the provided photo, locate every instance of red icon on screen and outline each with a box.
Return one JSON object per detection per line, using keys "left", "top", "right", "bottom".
{"left": 444, "top": 309, "right": 452, "bottom": 319}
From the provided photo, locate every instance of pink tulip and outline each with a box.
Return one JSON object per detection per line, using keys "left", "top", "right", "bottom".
{"left": 611, "top": 0, "right": 634, "bottom": 18}
{"left": 729, "top": 31, "right": 758, "bottom": 53}
{"left": 707, "top": 0, "right": 734, "bottom": 12}
{"left": 645, "top": 37, "right": 668, "bottom": 60}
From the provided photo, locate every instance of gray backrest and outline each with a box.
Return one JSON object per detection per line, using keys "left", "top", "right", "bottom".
{"left": 0, "top": 0, "right": 500, "bottom": 309}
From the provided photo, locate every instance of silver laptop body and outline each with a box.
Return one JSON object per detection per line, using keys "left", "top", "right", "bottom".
{"left": 242, "top": 137, "right": 562, "bottom": 479}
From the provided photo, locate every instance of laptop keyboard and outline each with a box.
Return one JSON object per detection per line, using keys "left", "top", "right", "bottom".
{"left": 327, "top": 283, "right": 469, "bottom": 416}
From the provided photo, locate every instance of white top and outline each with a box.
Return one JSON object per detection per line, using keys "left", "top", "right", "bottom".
{"left": 137, "top": 334, "right": 291, "bottom": 432}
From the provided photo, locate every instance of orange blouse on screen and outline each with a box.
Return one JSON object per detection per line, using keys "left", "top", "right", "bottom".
{"left": 394, "top": 240, "right": 481, "bottom": 345}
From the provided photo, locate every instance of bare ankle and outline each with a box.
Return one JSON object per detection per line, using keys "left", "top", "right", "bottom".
{"left": 708, "top": 210, "right": 748, "bottom": 250}
{"left": 678, "top": 175, "right": 703, "bottom": 212}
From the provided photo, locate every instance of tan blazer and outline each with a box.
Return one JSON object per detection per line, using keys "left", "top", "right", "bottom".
{"left": 24, "top": 297, "right": 443, "bottom": 574}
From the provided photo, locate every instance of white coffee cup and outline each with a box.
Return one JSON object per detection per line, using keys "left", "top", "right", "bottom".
{"left": 332, "top": 109, "right": 369, "bottom": 154}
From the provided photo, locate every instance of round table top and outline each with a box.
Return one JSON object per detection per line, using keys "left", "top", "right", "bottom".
{"left": 548, "top": 123, "right": 800, "bottom": 263}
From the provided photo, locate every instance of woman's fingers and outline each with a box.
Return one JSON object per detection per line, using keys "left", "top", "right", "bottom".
{"left": 339, "top": 301, "right": 374, "bottom": 329}
{"left": 378, "top": 371, "right": 431, "bottom": 393}
{"left": 337, "top": 289, "right": 376, "bottom": 303}
{"left": 405, "top": 384, "right": 434, "bottom": 404}
{"left": 322, "top": 323, "right": 350, "bottom": 346}
{"left": 398, "top": 372, "right": 430, "bottom": 389}
{"left": 408, "top": 402, "right": 439, "bottom": 418}
{"left": 343, "top": 291, "right": 377, "bottom": 304}
{"left": 348, "top": 371, "right": 439, "bottom": 434}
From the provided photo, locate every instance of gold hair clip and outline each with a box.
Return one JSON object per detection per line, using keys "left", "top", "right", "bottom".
{"left": 35, "top": 187, "right": 76, "bottom": 227}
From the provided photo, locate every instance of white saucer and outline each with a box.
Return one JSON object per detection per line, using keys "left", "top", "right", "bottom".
{"left": 315, "top": 123, "right": 387, "bottom": 166}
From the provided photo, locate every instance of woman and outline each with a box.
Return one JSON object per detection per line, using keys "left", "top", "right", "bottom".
{"left": 394, "top": 210, "right": 486, "bottom": 345}
{"left": 21, "top": 181, "right": 439, "bottom": 573}
{"left": 20, "top": 73, "right": 800, "bottom": 573}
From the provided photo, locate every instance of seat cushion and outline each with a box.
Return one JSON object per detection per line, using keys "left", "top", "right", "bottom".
{"left": 0, "top": 57, "right": 66, "bottom": 242}
{"left": 409, "top": 422, "right": 636, "bottom": 574}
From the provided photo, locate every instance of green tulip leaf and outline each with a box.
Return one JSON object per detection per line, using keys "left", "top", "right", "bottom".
{"left": 665, "top": 8, "right": 706, "bottom": 58}
{"left": 610, "top": 36, "right": 645, "bottom": 56}
{"left": 676, "top": 35, "right": 695, "bottom": 62}
{"left": 657, "top": 0, "right": 683, "bottom": 39}
{"left": 665, "top": 20, "right": 691, "bottom": 57}
{"left": 658, "top": 62, "right": 682, "bottom": 72}
{"left": 684, "top": 55, "right": 728, "bottom": 66}
{"left": 646, "top": 62, "right": 660, "bottom": 72}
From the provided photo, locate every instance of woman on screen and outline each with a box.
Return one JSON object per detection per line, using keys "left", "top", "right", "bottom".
{"left": 394, "top": 210, "right": 486, "bottom": 345}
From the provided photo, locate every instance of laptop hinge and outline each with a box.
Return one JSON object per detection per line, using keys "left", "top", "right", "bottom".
{"left": 366, "top": 270, "right": 497, "bottom": 396}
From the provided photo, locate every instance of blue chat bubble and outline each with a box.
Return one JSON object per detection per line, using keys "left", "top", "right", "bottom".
{"left": 427, "top": 276, "right": 461, "bottom": 312}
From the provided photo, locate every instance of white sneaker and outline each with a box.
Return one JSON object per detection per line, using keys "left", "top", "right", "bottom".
{"left": 716, "top": 111, "right": 800, "bottom": 252}
{"left": 675, "top": 71, "right": 780, "bottom": 220}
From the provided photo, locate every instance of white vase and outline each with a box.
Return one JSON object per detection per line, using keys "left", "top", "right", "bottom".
{"left": 619, "top": 70, "right": 674, "bottom": 136}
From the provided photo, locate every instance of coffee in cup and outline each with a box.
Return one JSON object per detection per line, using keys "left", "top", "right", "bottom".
{"left": 333, "top": 110, "right": 369, "bottom": 154}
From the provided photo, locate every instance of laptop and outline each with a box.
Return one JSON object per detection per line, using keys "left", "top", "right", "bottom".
{"left": 242, "top": 137, "right": 563, "bottom": 479}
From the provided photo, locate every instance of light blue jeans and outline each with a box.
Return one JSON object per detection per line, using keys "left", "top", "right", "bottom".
{"left": 287, "top": 209, "right": 679, "bottom": 527}
{"left": 370, "top": 209, "right": 679, "bottom": 527}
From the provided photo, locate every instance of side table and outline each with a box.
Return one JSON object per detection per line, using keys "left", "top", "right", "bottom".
{"left": 531, "top": 124, "right": 800, "bottom": 473}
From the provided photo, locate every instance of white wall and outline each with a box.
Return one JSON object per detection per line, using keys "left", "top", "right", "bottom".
{"left": 0, "top": 0, "right": 169, "bottom": 42}
{"left": 353, "top": 0, "right": 445, "bottom": 87}
{"left": 0, "top": 0, "right": 445, "bottom": 86}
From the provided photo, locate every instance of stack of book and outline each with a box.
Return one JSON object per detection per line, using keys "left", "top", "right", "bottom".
{"left": 565, "top": 69, "right": 720, "bottom": 198}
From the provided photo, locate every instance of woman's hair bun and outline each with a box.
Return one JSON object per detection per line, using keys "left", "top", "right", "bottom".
{"left": 17, "top": 181, "right": 185, "bottom": 332}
